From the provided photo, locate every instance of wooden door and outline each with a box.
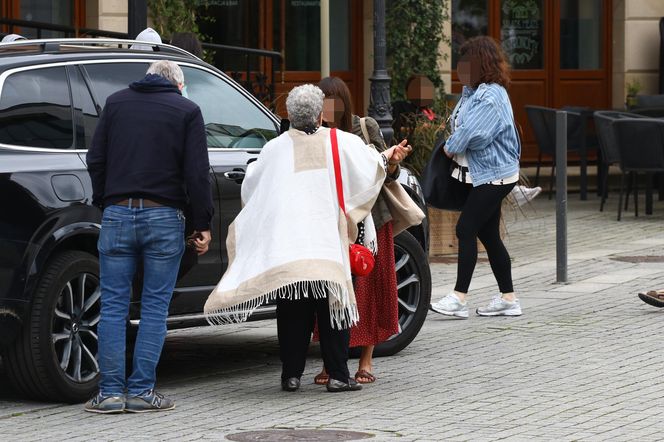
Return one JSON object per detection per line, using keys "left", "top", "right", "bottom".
{"left": 451, "top": 0, "right": 612, "bottom": 164}
{"left": 270, "top": 0, "right": 364, "bottom": 117}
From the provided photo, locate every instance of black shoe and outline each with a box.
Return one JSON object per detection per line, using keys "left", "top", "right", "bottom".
{"left": 326, "top": 378, "right": 362, "bottom": 392}
{"left": 281, "top": 377, "right": 300, "bottom": 392}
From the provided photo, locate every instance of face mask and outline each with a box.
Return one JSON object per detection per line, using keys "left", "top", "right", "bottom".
{"left": 181, "top": 85, "right": 189, "bottom": 98}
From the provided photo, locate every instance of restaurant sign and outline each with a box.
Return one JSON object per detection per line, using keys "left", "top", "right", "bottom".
{"left": 501, "top": 0, "right": 543, "bottom": 69}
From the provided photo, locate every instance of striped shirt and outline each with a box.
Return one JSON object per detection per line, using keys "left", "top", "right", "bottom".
{"left": 445, "top": 83, "right": 520, "bottom": 186}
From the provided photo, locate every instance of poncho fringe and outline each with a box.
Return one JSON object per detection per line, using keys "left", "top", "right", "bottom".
{"left": 205, "top": 279, "right": 360, "bottom": 329}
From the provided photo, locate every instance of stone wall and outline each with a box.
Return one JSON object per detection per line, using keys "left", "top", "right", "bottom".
{"left": 85, "top": 0, "right": 127, "bottom": 33}
{"left": 613, "top": 0, "right": 664, "bottom": 108}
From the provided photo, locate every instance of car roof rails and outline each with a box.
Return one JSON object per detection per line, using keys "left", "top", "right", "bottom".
{"left": 0, "top": 38, "right": 199, "bottom": 59}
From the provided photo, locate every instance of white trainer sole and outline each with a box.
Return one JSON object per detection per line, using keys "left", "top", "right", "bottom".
{"left": 476, "top": 308, "right": 522, "bottom": 317}
{"left": 429, "top": 304, "right": 469, "bottom": 319}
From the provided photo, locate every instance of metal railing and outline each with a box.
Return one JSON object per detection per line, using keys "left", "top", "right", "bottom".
{"left": 1, "top": 18, "right": 282, "bottom": 108}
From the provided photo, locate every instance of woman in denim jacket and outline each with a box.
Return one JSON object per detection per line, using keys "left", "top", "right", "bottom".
{"left": 430, "top": 36, "right": 522, "bottom": 318}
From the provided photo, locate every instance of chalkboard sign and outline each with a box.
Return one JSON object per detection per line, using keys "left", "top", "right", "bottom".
{"left": 500, "top": 0, "right": 543, "bottom": 70}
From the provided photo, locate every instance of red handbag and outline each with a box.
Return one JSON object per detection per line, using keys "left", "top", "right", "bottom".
{"left": 330, "top": 128, "right": 375, "bottom": 277}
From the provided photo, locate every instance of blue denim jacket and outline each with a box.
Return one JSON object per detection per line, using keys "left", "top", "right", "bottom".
{"left": 445, "top": 83, "right": 520, "bottom": 186}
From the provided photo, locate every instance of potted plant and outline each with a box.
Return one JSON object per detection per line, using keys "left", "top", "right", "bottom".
{"left": 626, "top": 78, "right": 641, "bottom": 109}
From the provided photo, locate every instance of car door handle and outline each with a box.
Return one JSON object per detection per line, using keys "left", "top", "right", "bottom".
{"left": 223, "top": 170, "right": 246, "bottom": 181}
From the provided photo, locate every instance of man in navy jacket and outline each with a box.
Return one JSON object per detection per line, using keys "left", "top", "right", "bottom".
{"left": 85, "top": 60, "right": 213, "bottom": 414}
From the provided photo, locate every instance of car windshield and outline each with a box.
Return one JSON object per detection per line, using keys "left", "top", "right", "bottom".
{"left": 182, "top": 66, "right": 278, "bottom": 149}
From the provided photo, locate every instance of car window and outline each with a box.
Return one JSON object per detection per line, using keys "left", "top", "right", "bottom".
{"left": 83, "top": 62, "right": 150, "bottom": 110}
{"left": 70, "top": 66, "right": 99, "bottom": 150}
{"left": 181, "top": 66, "right": 278, "bottom": 149}
{"left": 0, "top": 67, "right": 74, "bottom": 149}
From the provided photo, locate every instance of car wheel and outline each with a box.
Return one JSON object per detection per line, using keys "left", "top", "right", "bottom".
{"left": 373, "top": 230, "right": 431, "bottom": 357}
{"left": 3, "top": 251, "right": 100, "bottom": 402}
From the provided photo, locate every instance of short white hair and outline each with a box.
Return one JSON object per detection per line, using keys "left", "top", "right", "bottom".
{"left": 147, "top": 60, "right": 184, "bottom": 86}
{"left": 286, "top": 84, "right": 324, "bottom": 131}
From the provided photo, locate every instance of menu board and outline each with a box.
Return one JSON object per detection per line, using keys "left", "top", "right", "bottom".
{"left": 500, "top": 0, "right": 543, "bottom": 69}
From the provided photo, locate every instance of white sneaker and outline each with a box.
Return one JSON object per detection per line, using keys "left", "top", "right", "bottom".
{"left": 476, "top": 295, "right": 522, "bottom": 316}
{"left": 511, "top": 185, "right": 541, "bottom": 207}
{"left": 430, "top": 292, "right": 469, "bottom": 318}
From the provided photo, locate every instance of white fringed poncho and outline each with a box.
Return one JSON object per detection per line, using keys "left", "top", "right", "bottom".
{"left": 204, "top": 127, "right": 386, "bottom": 329}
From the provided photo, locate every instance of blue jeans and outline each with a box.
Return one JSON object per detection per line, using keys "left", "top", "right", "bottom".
{"left": 97, "top": 204, "right": 185, "bottom": 397}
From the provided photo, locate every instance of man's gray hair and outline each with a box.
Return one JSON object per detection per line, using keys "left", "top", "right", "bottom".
{"left": 147, "top": 60, "right": 184, "bottom": 86}
{"left": 286, "top": 84, "right": 325, "bottom": 131}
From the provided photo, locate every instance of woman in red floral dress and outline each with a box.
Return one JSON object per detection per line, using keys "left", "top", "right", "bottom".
{"left": 313, "top": 76, "right": 402, "bottom": 384}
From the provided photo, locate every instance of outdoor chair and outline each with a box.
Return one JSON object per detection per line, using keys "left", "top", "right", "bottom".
{"left": 634, "top": 94, "right": 664, "bottom": 108}
{"left": 593, "top": 111, "right": 644, "bottom": 211}
{"left": 612, "top": 118, "right": 664, "bottom": 220}
{"left": 525, "top": 105, "right": 597, "bottom": 199}
{"left": 629, "top": 107, "right": 664, "bottom": 118}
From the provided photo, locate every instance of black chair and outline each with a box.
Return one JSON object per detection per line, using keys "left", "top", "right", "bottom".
{"left": 525, "top": 105, "right": 555, "bottom": 195}
{"left": 629, "top": 107, "right": 664, "bottom": 118}
{"left": 593, "top": 111, "right": 644, "bottom": 211}
{"left": 612, "top": 118, "right": 664, "bottom": 220}
{"left": 525, "top": 105, "right": 597, "bottom": 199}
{"left": 634, "top": 94, "right": 664, "bottom": 108}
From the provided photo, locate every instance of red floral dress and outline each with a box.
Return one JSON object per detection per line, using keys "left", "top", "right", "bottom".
{"left": 313, "top": 221, "right": 400, "bottom": 347}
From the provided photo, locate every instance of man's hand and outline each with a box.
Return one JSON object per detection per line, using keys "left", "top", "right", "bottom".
{"left": 188, "top": 230, "right": 212, "bottom": 255}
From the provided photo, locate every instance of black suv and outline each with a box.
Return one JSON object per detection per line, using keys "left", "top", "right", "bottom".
{"left": 0, "top": 39, "right": 431, "bottom": 402}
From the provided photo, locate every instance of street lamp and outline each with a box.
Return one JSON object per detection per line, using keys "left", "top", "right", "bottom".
{"left": 128, "top": 0, "right": 148, "bottom": 39}
{"left": 368, "top": 0, "right": 393, "bottom": 145}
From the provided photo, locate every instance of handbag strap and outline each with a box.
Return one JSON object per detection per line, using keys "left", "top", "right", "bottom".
{"left": 330, "top": 128, "right": 346, "bottom": 215}
{"left": 359, "top": 117, "right": 371, "bottom": 144}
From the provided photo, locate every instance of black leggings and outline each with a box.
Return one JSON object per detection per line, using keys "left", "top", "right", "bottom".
{"left": 454, "top": 182, "right": 516, "bottom": 294}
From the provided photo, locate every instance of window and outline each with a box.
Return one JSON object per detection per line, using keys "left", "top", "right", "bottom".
{"left": 501, "top": 0, "right": 544, "bottom": 69}
{"left": 181, "top": 66, "right": 278, "bottom": 149}
{"left": 451, "top": 0, "right": 489, "bottom": 68}
{"left": 20, "top": 0, "right": 73, "bottom": 39}
{"left": 0, "top": 67, "right": 74, "bottom": 149}
{"left": 69, "top": 66, "right": 99, "bottom": 150}
{"left": 82, "top": 63, "right": 150, "bottom": 110}
{"left": 273, "top": 0, "right": 350, "bottom": 71}
{"left": 560, "top": 0, "right": 602, "bottom": 70}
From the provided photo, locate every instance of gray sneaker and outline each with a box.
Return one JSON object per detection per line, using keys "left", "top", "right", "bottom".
{"left": 84, "top": 392, "right": 125, "bottom": 414}
{"left": 125, "top": 390, "right": 175, "bottom": 413}
{"left": 476, "top": 295, "right": 522, "bottom": 316}
{"left": 429, "top": 292, "right": 469, "bottom": 318}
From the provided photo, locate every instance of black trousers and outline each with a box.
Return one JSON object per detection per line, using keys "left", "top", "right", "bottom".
{"left": 276, "top": 294, "right": 350, "bottom": 383}
{"left": 455, "top": 182, "right": 516, "bottom": 294}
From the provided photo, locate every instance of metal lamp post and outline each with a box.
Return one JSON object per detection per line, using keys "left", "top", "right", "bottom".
{"left": 368, "top": 0, "right": 393, "bottom": 144}
{"left": 128, "top": 0, "right": 148, "bottom": 39}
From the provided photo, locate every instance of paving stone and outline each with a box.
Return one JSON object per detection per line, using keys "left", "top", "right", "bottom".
{"left": 2, "top": 197, "right": 664, "bottom": 440}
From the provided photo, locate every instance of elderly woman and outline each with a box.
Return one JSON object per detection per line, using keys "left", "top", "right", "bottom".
{"left": 205, "top": 84, "right": 409, "bottom": 392}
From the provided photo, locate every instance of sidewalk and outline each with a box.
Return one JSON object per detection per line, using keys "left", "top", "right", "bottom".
{"left": 1, "top": 195, "right": 664, "bottom": 441}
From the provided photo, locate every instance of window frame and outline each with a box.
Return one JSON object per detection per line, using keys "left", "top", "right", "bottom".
{"left": 0, "top": 59, "right": 281, "bottom": 153}
{"left": 0, "top": 63, "right": 77, "bottom": 151}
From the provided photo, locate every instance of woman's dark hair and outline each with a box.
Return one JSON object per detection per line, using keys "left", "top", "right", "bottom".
{"left": 170, "top": 32, "right": 203, "bottom": 58}
{"left": 459, "top": 36, "right": 511, "bottom": 89}
{"left": 318, "top": 76, "right": 353, "bottom": 132}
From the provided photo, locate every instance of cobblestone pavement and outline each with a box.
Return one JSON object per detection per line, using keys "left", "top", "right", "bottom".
{"left": 2, "top": 195, "right": 664, "bottom": 441}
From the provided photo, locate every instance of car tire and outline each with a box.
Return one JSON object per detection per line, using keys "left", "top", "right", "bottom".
{"left": 2, "top": 251, "right": 101, "bottom": 402}
{"left": 370, "top": 230, "right": 431, "bottom": 357}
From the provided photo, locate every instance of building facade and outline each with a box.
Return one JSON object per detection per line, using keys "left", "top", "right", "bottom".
{"left": 2, "top": 0, "right": 663, "bottom": 162}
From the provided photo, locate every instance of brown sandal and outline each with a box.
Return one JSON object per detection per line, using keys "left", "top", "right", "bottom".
{"left": 354, "top": 369, "right": 376, "bottom": 384}
{"left": 638, "top": 290, "right": 664, "bottom": 308}
{"left": 314, "top": 372, "right": 329, "bottom": 385}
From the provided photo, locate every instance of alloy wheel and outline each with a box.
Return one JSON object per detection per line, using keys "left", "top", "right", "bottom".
{"left": 51, "top": 272, "right": 101, "bottom": 383}
{"left": 393, "top": 242, "right": 421, "bottom": 333}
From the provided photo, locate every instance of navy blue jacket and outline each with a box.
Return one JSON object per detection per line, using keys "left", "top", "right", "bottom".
{"left": 87, "top": 74, "right": 213, "bottom": 231}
